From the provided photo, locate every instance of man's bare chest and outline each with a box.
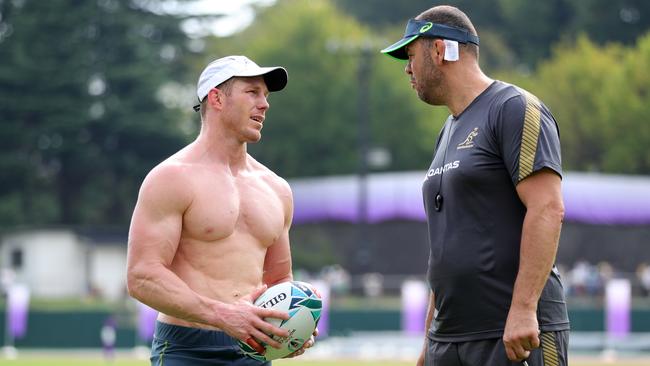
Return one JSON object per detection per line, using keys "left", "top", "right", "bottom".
{"left": 182, "top": 173, "right": 285, "bottom": 246}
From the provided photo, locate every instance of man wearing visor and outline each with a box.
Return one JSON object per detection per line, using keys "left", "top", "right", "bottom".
{"left": 381, "top": 6, "right": 569, "bottom": 366}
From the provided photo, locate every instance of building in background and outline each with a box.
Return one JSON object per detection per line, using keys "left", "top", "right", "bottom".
{"left": 0, "top": 228, "right": 127, "bottom": 301}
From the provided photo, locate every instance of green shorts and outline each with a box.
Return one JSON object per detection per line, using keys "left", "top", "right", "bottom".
{"left": 151, "top": 321, "right": 270, "bottom": 366}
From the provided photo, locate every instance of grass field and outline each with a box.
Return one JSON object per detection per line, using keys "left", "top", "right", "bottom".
{"left": 2, "top": 357, "right": 650, "bottom": 366}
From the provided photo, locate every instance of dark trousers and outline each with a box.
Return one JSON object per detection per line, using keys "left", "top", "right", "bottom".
{"left": 425, "top": 331, "right": 569, "bottom": 366}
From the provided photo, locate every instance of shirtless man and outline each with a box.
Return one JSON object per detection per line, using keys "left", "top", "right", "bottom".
{"left": 126, "top": 56, "right": 313, "bottom": 365}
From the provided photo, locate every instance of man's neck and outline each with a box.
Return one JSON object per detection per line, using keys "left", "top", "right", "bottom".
{"left": 194, "top": 119, "right": 248, "bottom": 170}
{"left": 446, "top": 65, "right": 493, "bottom": 117}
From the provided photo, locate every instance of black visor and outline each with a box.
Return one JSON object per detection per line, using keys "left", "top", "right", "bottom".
{"left": 381, "top": 19, "right": 479, "bottom": 60}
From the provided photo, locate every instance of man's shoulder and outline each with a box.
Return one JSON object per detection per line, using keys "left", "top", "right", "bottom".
{"left": 145, "top": 158, "right": 192, "bottom": 184}
{"left": 491, "top": 81, "right": 548, "bottom": 107}
{"left": 483, "top": 81, "right": 546, "bottom": 119}
{"left": 146, "top": 142, "right": 216, "bottom": 182}
{"left": 486, "top": 81, "right": 525, "bottom": 105}
{"left": 138, "top": 158, "right": 197, "bottom": 203}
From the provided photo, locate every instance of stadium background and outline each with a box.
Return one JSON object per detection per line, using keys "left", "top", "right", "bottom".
{"left": 1, "top": 0, "right": 650, "bottom": 364}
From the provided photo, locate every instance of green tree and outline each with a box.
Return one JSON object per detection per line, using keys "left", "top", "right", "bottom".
{"left": 0, "top": 0, "right": 193, "bottom": 226}
{"left": 570, "top": 0, "right": 650, "bottom": 46}
{"left": 599, "top": 33, "right": 650, "bottom": 173}
{"left": 529, "top": 34, "right": 650, "bottom": 174}
{"left": 497, "top": 0, "right": 574, "bottom": 69}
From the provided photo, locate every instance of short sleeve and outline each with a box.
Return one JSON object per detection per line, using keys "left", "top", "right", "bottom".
{"left": 496, "top": 91, "right": 562, "bottom": 185}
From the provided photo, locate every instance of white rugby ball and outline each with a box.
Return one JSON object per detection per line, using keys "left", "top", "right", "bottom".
{"left": 238, "top": 281, "right": 322, "bottom": 361}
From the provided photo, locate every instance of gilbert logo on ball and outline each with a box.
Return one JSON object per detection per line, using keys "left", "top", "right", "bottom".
{"left": 238, "top": 281, "right": 322, "bottom": 361}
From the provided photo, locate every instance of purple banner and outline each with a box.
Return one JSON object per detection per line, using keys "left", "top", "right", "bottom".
{"left": 562, "top": 173, "right": 650, "bottom": 225}
{"left": 6, "top": 284, "right": 30, "bottom": 339}
{"left": 290, "top": 172, "right": 650, "bottom": 226}
{"left": 137, "top": 302, "right": 158, "bottom": 342}
{"left": 101, "top": 316, "right": 117, "bottom": 359}
{"left": 401, "top": 280, "right": 428, "bottom": 335}
{"left": 290, "top": 172, "right": 425, "bottom": 224}
{"left": 605, "top": 279, "right": 631, "bottom": 338}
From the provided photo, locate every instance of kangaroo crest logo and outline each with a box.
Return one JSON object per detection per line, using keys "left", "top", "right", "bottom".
{"left": 457, "top": 127, "right": 479, "bottom": 149}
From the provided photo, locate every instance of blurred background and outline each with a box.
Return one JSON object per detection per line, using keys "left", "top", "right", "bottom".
{"left": 1, "top": 0, "right": 650, "bottom": 364}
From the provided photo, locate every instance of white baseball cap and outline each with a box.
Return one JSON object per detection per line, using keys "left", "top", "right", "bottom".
{"left": 194, "top": 55, "right": 288, "bottom": 109}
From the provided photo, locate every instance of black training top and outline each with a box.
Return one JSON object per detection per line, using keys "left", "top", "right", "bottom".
{"left": 422, "top": 81, "right": 570, "bottom": 342}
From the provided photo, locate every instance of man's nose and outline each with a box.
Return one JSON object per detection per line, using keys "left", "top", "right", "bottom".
{"left": 259, "top": 96, "right": 269, "bottom": 110}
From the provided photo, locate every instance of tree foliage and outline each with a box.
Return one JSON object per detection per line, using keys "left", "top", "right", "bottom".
{"left": 0, "top": 0, "right": 192, "bottom": 226}
{"left": 525, "top": 34, "right": 650, "bottom": 174}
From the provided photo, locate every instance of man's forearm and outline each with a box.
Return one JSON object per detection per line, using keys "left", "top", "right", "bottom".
{"left": 263, "top": 260, "right": 293, "bottom": 286}
{"left": 511, "top": 203, "right": 563, "bottom": 310}
{"left": 417, "top": 291, "right": 435, "bottom": 365}
{"left": 127, "top": 263, "right": 222, "bottom": 326}
{"left": 424, "top": 291, "right": 435, "bottom": 332}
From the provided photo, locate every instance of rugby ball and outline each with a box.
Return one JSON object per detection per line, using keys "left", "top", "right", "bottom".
{"left": 238, "top": 281, "right": 322, "bottom": 361}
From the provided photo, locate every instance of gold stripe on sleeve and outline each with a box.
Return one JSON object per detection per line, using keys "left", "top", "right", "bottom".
{"left": 518, "top": 91, "right": 541, "bottom": 181}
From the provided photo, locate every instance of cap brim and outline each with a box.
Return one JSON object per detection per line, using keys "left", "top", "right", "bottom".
{"left": 380, "top": 35, "right": 419, "bottom": 60}
{"left": 235, "top": 66, "right": 288, "bottom": 92}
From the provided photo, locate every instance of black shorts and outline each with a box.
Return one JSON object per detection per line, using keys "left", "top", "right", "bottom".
{"left": 425, "top": 331, "right": 569, "bottom": 366}
{"left": 150, "top": 321, "right": 270, "bottom": 366}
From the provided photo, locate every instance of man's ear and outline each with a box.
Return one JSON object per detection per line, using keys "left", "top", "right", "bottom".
{"left": 429, "top": 39, "right": 446, "bottom": 65}
{"left": 207, "top": 88, "right": 224, "bottom": 110}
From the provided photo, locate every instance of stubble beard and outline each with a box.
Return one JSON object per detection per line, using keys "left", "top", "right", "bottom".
{"left": 222, "top": 108, "right": 262, "bottom": 144}
{"left": 417, "top": 57, "right": 446, "bottom": 106}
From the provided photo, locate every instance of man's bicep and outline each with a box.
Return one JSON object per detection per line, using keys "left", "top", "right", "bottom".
{"left": 128, "top": 171, "right": 186, "bottom": 267}
{"left": 515, "top": 168, "right": 563, "bottom": 210}
{"left": 262, "top": 177, "right": 294, "bottom": 285}
{"left": 263, "top": 230, "right": 293, "bottom": 285}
